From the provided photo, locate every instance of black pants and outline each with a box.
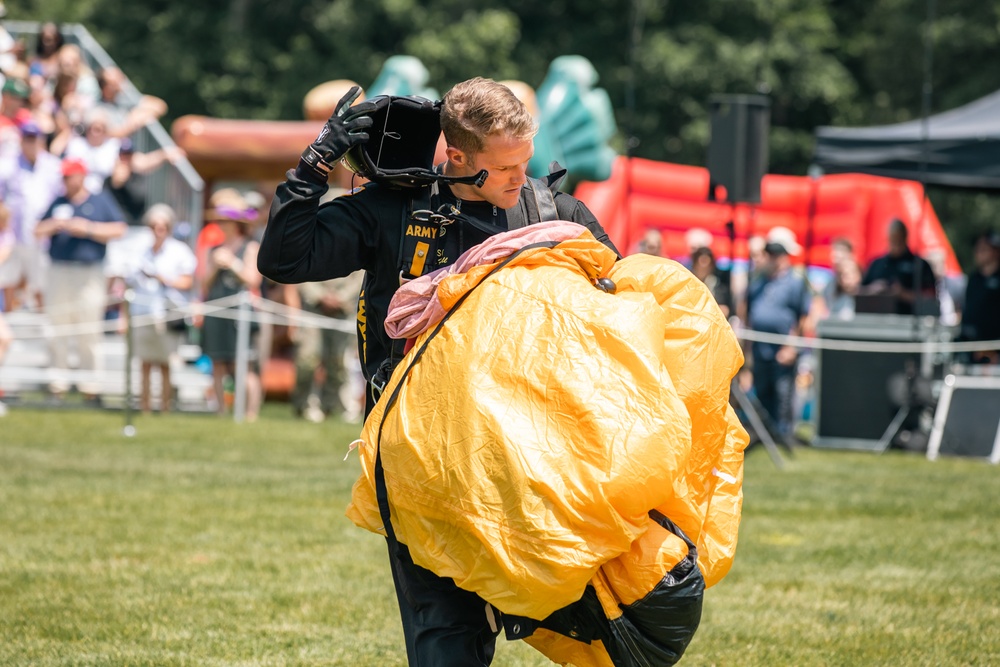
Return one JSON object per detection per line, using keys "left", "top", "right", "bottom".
{"left": 753, "top": 357, "right": 796, "bottom": 437}
{"left": 386, "top": 534, "right": 500, "bottom": 666}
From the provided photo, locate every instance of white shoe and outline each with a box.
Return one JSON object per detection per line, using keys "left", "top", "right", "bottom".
{"left": 303, "top": 405, "right": 325, "bottom": 423}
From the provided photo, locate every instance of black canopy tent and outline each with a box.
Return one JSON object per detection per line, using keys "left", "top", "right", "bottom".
{"left": 813, "top": 89, "right": 1000, "bottom": 190}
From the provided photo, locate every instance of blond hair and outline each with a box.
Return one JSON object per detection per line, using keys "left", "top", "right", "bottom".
{"left": 143, "top": 203, "right": 177, "bottom": 230}
{"left": 440, "top": 77, "right": 537, "bottom": 155}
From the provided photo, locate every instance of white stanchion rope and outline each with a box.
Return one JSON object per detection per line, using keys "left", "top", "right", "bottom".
{"left": 0, "top": 293, "right": 357, "bottom": 400}
{"left": 6, "top": 293, "right": 356, "bottom": 339}
{"left": 733, "top": 327, "right": 999, "bottom": 355}
{"left": 4, "top": 293, "right": 999, "bottom": 354}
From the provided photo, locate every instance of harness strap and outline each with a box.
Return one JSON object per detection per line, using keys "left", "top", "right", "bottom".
{"left": 531, "top": 176, "right": 559, "bottom": 223}
{"left": 382, "top": 170, "right": 564, "bottom": 396}
{"left": 505, "top": 175, "right": 560, "bottom": 231}
{"left": 399, "top": 181, "right": 444, "bottom": 282}
{"left": 373, "top": 183, "right": 441, "bottom": 399}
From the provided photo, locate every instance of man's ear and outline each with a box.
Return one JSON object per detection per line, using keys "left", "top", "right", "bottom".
{"left": 446, "top": 145, "right": 470, "bottom": 169}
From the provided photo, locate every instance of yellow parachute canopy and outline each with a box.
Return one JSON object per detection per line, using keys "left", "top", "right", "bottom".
{"left": 346, "top": 228, "right": 747, "bottom": 662}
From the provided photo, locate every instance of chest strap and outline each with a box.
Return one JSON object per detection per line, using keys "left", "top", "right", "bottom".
{"left": 377, "top": 173, "right": 565, "bottom": 400}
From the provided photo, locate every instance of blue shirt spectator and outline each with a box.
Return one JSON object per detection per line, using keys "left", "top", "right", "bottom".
{"left": 42, "top": 186, "right": 124, "bottom": 264}
{"left": 747, "top": 240, "right": 812, "bottom": 437}
{"left": 747, "top": 252, "right": 811, "bottom": 362}
{"left": 33, "top": 157, "right": 127, "bottom": 397}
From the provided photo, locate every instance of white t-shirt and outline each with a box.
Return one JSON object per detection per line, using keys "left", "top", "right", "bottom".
{"left": 64, "top": 135, "right": 122, "bottom": 195}
{"left": 126, "top": 235, "right": 197, "bottom": 318}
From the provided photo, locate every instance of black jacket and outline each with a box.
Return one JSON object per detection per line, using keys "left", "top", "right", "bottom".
{"left": 258, "top": 168, "right": 618, "bottom": 411}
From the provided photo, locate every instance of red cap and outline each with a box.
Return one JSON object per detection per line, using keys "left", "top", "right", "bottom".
{"left": 61, "top": 157, "right": 88, "bottom": 176}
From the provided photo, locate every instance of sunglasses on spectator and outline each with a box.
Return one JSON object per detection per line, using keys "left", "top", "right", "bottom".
{"left": 210, "top": 205, "right": 256, "bottom": 222}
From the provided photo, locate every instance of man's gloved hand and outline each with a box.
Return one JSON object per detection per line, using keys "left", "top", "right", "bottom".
{"left": 298, "top": 85, "right": 377, "bottom": 183}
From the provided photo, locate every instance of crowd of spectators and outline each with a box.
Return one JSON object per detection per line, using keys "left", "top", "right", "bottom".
{"left": 0, "top": 22, "right": 994, "bottom": 428}
{"left": 0, "top": 22, "right": 366, "bottom": 423}
{"left": 0, "top": 21, "right": 198, "bottom": 410}
{"left": 635, "top": 217, "right": 1000, "bottom": 444}
{"left": 0, "top": 23, "right": 182, "bottom": 299}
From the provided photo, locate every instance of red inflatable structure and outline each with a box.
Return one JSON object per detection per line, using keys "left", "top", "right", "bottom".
{"left": 575, "top": 156, "right": 961, "bottom": 276}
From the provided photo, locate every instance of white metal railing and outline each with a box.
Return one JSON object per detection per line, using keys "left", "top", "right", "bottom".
{"left": 0, "top": 294, "right": 357, "bottom": 418}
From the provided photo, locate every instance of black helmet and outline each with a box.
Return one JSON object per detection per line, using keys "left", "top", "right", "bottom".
{"left": 342, "top": 95, "right": 486, "bottom": 189}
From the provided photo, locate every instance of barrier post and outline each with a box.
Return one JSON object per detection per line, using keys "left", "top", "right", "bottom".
{"left": 122, "top": 289, "right": 136, "bottom": 437}
{"left": 233, "top": 291, "right": 252, "bottom": 423}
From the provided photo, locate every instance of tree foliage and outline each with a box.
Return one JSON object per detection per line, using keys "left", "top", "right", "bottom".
{"left": 6, "top": 0, "right": 1000, "bottom": 266}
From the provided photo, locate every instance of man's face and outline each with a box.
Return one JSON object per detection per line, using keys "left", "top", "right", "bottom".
{"left": 102, "top": 71, "right": 123, "bottom": 101}
{"left": 449, "top": 133, "right": 533, "bottom": 210}
{"left": 888, "top": 228, "right": 907, "bottom": 256}
{"left": 761, "top": 251, "right": 784, "bottom": 276}
{"left": 974, "top": 238, "right": 1000, "bottom": 271}
{"left": 2, "top": 92, "right": 23, "bottom": 117}
{"left": 21, "top": 134, "right": 40, "bottom": 161}
{"left": 642, "top": 232, "right": 662, "bottom": 256}
{"left": 63, "top": 172, "right": 86, "bottom": 196}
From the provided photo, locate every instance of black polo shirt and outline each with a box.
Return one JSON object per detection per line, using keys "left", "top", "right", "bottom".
{"left": 960, "top": 268, "right": 1000, "bottom": 344}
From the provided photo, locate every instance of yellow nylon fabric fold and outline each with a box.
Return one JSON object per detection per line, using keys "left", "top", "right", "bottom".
{"left": 346, "top": 238, "right": 747, "bottom": 624}
{"left": 608, "top": 254, "right": 747, "bottom": 587}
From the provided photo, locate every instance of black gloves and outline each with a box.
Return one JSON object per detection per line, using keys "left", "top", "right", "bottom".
{"left": 298, "top": 85, "right": 377, "bottom": 183}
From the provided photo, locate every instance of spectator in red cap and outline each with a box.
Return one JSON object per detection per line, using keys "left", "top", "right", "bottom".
{"left": 34, "top": 156, "right": 127, "bottom": 401}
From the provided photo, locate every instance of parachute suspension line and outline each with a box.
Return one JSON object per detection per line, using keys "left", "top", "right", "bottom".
{"left": 375, "top": 104, "right": 393, "bottom": 169}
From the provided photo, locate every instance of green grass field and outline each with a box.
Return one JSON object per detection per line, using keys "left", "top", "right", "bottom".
{"left": 1, "top": 405, "right": 998, "bottom": 666}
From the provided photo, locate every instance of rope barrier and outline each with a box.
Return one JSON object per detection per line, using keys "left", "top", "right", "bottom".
{"left": 4, "top": 294, "right": 999, "bottom": 354}
{"left": 4, "top": 293, "right": 356, "bottom": 339}
{"left": 734, "top": 328, "right": 999, "bottom": 355}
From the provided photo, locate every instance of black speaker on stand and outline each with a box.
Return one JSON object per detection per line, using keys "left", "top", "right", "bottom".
{"left": 707, "top": 94, "right": 771, "bottom": 204}
{"left": 705, "top": 94, "right": 782, "bottom": 465}
{"left": 707, "top": 93, "right": 771, "bottom": 311}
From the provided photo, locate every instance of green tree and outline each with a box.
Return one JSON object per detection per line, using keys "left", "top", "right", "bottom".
{"left": 7, "top": 0, "right": 999, "bottom": 267}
